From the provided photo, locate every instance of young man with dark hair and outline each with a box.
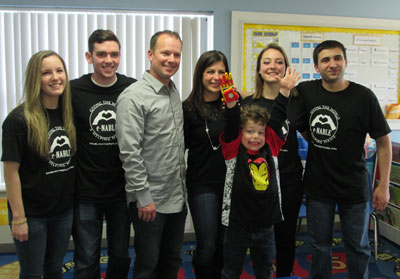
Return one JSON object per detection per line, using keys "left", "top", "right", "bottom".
{"left": 312, "top": 39, "right": 347, "bottom": 66}
{"left": 116, "top": 30, "right": 186, "bottom": 279}
{"left": 71, "top": 29, "right": 136, "bottom": 279}
{"left": 295, "top": 39, "right": 392, "bottom": 279}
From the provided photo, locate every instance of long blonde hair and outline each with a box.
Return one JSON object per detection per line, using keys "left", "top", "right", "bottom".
{"left": 23, "top": 50, "right": 76, "bottom": 158}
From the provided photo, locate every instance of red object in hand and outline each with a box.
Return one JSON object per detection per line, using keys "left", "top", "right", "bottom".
{"left": 223, "top": 87, "right": 239, "bottom": 102}
{"left": 219, "top": 72, "right": 238, "bottom": 103}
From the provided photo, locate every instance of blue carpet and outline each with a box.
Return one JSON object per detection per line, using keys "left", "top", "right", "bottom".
{"left": 0, "top": 232, "right": 398, "bottom": 278}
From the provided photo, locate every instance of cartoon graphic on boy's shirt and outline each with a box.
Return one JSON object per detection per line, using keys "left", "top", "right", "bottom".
{"left": 248, "top": 157, "right": 269, "bottom": 191}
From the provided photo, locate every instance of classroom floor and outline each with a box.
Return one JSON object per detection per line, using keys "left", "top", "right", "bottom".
{"left": 0, "top": 231, "right": 399, "bottom": 279}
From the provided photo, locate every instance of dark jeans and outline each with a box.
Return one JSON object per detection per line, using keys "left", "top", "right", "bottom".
{"left": 130, "top": 202, "right": 187, "bottom": 279}
{"left": 222, "top": 226, "right": 274, "bottom": 279}
{"left": 307, "top": 198, "right": 370, "bottom": 279}
{"left": 9, "top": 208, "right": 73, "bottom": 279}
{"left": 73, "top": 201, "right": 131, "bottom": 279}
{"left": 188, "top": 192, "right": 225, "bottom": 279}
{"left": 274, "top": 182, "right": 303, "bottom": 277}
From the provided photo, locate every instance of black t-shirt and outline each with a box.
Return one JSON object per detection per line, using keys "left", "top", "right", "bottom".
{"left": 1, "top": 105, "right": 76, "bottom": 217}
{"left": 229, "top": 144, "right": 283, "bottom": 229}
{"left": 295, "top": 80, "right": 391, "bottom": 203}
{"left": 221, "top": 93, "right": 289, "bottom": 228}
{"left": 70, "top": 73, "right": 136, "bottom": 203}
{"left": 183, "top": 99, "right": 226, "bottom": 196}
{"left": 242, "top": 96, "right": 303, "bottom": 187}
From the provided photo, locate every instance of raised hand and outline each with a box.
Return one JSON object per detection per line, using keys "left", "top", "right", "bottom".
{"left": 276, "top": 67, "right": 300, "bottom": 97}
{"left": 219, "top": 72, "right": 239, "bottom": 103}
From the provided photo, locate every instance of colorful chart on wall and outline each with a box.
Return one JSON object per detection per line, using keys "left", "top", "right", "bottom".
{"left": 241, "top": 23, "right": 400, "bottom": 107}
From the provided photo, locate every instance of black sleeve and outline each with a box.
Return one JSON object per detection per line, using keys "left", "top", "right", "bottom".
{"left": 268, "top": 93, "right": 289, "bottom": 138}
{"left": 241, "top": 95, "right": 254, "bottom": 106}
{"left": 182, "top": 102, "right": 191, "bottom": 150}
{"left": 1, "top": 111, "right": 27, "bottom": 162}
{"left": 223, "top": 105, "right": 241, "bottom": 143}
{"left": 367, "top": 89, "right": 391, "bottom": 139}
{"left": 291, "top": 85, "right": 308, "bottom": 133}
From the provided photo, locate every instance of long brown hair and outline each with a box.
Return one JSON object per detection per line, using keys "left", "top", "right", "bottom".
{"left": 185, "top": 50, "right": 229, "bottom": 120}
{"left": 23, "top": 50, "right": 76, "bottom": 158}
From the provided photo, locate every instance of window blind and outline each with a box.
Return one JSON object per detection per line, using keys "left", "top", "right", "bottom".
{"left": 0, "top": 8, "right": 214, "bottom": 189}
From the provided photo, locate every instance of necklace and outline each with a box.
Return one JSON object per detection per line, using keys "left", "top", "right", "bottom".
{"left": 205, "top": 119, "right": 221, "bottom": 151}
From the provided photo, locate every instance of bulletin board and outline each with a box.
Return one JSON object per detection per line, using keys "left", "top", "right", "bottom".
{"left": 231, "top": 11, "right": 400, "bottom": 107}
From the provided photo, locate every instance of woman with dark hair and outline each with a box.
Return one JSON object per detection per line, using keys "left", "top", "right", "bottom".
{"left": 1, "top": 50, "right": 76, "bottom": 279}
{"left": 242, "top": 43, "right": 304, "bottom": 277}
{"left": 183, "top": 50, "right": 231, "bottom": 279}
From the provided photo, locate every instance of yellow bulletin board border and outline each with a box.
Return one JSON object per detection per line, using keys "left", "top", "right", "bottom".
{"left": 232, "top": 11, "right": 400, "bottom": 99}
{"left": 0, "top": 198, "right": 8, "bottom": 226}
{"left": 242, "top": 23, "right": 400, "bottom": 94}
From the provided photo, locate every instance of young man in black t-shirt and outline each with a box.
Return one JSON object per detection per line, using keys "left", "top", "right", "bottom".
{"left": 71, "top": 29, "right": 136, "bottom": 279}
{"left": 295, "top": 40, "right": 392, "bottom": 279}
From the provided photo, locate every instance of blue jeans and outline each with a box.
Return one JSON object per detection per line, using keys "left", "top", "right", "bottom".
{"left": 9, "top": 208, "right": 73, "bottom": 279}
{"left": 130, "top": 203, "right": 187, "bottom": 279}
{"left": 222, "top": 226, "right": 274, "bottom": 279}
{"left": 188, "top": 192, "right": 225, "bottom": 279}
{"left": 73, "top": 201, "right": 131, "bottom": 279}
{"left": 307, "top": 198, "right": 370, "bottom": 279}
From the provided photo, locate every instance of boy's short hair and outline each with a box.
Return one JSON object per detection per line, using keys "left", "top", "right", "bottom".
{"left": 240, "top": 104, "right": 270, "bottom": 127}
{"left": 88, "top": 29, "right": 120, "bottom": 53}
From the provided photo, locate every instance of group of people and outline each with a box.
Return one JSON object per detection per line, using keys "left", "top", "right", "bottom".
{"left": 1, "top": 26, "right": 392, "bottom": 279}
{"left": 2, "top": 29, "right": 136, "bottom": 279}
{"left": 184, "top": 39, "right": 391, "bottom": 279}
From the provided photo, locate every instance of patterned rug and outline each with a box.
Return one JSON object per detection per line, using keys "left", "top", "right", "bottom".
{"left": 0, "top": 232, "right": 398, "bottom": 278}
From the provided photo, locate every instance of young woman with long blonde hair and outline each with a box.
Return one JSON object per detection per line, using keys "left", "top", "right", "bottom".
{"left": 1, "top": 50, "right": 76, "bottom": 279}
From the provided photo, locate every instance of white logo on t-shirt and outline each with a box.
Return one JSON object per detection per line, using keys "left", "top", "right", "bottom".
{"left": 48, "top": 127, "right": 72, "bottom": 168}
{"left": 309, "top": 105, "right": 340, "bottom": 146}
{"left": 89, "top": 101, "right": 117, "bottom": 142}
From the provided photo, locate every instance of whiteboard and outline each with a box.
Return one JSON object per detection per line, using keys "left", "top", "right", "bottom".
{"left": 231, "top": 11, "right": 400, "bottom": 107}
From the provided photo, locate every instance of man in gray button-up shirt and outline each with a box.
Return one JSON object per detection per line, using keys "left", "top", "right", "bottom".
{"left": 116, "top": 30, "right": 187, "bottom": 279}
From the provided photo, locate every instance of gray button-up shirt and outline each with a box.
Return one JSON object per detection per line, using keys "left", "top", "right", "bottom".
{"left": 116, "top": 71, "right": 186, "bottom": 214}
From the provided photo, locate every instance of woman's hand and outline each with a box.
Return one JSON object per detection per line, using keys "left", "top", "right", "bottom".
{"left": 12, "top": 221, "right": 28, "bottom": 242}
{"left": 277, "top": 67, "right": 300, "bottom": 97}
{"left": 4, "top": 161, "right": 28, "bottom": 242}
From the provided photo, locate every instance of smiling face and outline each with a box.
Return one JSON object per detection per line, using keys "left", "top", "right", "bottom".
{"left": 241, "top": 120, "right": 266, "bottom": 152}
{"left": 259, "top": 48, "right": 286, "bottom": 84}
{"left": 40, "top": 55, "right": 66, "bottom": 109}
{"left": 86, "top": 40, "right": 121, "bottom": 85}
{"left": 202, "top": 61, "right": 226, "bottom": 101}
{"left": 314, "top": 47, "right": 347, "bottom": 85}
{"left": 148, "top": 33, "right": 182, "bottom": 86}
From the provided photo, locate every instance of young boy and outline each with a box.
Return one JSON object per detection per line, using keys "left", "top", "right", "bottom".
{"left": 219, "top": 91, "right": 290, "bottom": 279}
